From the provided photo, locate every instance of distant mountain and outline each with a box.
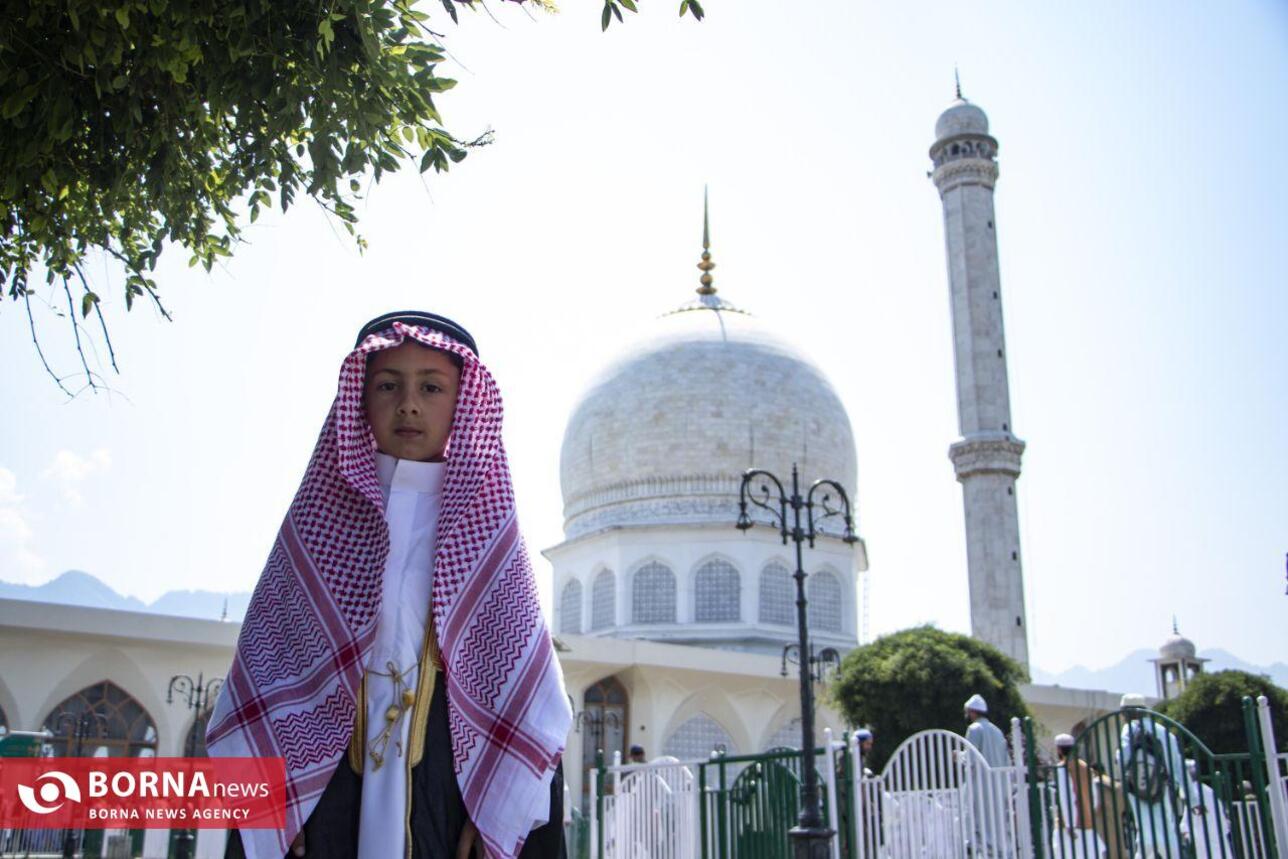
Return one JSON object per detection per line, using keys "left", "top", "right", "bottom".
{"left": 146, "top": 589, "right": 251, "bottom": 622}
{"left": 0, "top": 570, "right": 249, "bottom": 622}
{"left": 1032, "top": 649, "right": 1288, "bottom": 695}
{"left": 0, "top": 570, "right": 148, "bottom": 612}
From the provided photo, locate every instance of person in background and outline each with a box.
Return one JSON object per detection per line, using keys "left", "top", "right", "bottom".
{"left": 1117, "top": 693, "right": 1199, "bottom": 859}
{"left": 1051, "top": 732, "right": 1107, "bottom": 859}
{"left": 856, "top": 729, "right": 875, "bottom": 778}
{"left": 963, "top": 694, "right": 1013, "bottom": 858}
{"left": 1181, "top": 758, "right": 1229, "bottom": 859}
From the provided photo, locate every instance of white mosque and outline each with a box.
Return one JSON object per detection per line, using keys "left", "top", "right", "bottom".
{"left": 0, "top": 92, "right": 1142, "bottom": 851}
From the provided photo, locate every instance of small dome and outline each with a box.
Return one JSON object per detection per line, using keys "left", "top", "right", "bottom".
{"left": 559, "top": 294, "right": 858, "bottom": 539}
{"left": 1159, "top": 633, "right": 1197, "bottom": 661}
{"left": 935, "top": 98, "right": 989, "bottom": 140}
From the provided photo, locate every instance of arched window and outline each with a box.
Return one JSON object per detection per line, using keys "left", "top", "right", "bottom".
{"left": 807, "top": 571, "right": 843, "bottom": 632}
{"left": 766, "top": 718, "right": 802, "bottom": 750}
{"left": 560, "top": 579, "right": 583, "bottom": 635}
{"left": 694, "top": 559, "right": 740, "bottom": 623}
{"left": 580, "top": 677, "right": 628, "bottom": 799}
{"left": 591, "top": 570, "right": 616, "bottom": 631}
{"left": 664, "top": 714, "right": 735, "bottom": 760}
{"left": 758, "top": 562, "right": 794, "bottom": 626}
{"left": 43, "top": 681, "right": 158, "bottom": 758}
{"left": 631, "top": 562, "right": 676, "bottom": 624}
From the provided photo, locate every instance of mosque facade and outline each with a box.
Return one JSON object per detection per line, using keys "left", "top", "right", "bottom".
{"left": 0, "top": 94, "right": 1148, "bottom": 853}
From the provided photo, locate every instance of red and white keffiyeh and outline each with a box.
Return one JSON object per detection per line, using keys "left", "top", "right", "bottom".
{"left": 205, "top": 321, "right": 571, "bottom": 859}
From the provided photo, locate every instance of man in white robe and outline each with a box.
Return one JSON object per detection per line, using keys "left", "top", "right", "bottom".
{"left": 1180, "top": 759, "right": 1229, "bottom": 859}
{"left": 963, "top": 694, "right": 1013, "bottom": 859}
{"left": 1117, "top": 693, "right": 1199, "bottom": 859}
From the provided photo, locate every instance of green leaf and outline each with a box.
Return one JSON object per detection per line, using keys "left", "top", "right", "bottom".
{"left": 601, "top": 2, "right": 612, "bottom": 31}
{"left": 115, "top": 6, "right": 129, "bottom": 28}
{"left": 81, "top": 292, "right": 99, "bottom": 317}
{"left": 619, "top": 0, "right": 637, "bottom": 11}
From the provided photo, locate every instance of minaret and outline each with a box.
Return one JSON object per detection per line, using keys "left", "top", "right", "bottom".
{"left": 929, "top": 83, "right": 1030, "bottom": 669}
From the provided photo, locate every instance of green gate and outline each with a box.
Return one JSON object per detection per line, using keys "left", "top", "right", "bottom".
{"left": 727, "top": 756, "right": 802, "bottom": 857}
{"left": 589, "top": 734, "right": 861, "bottom": 859}
{"left": 698, "top": 747, "right": 837, "bottom": 859}
{"left": 1026, "top": 697, "right": 1279, "bottom": 859}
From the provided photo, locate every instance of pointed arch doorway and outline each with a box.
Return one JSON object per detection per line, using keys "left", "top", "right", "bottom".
{"left": 580, "top": 675, "right": 628, "bottom": 802}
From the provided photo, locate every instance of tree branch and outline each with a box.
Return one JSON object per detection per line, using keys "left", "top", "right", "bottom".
{"left": 62, "top": 275, "right": 97, "bottom": 392}
{"left": 23, "top": 288, "right": 74, "bottom": 398}
{"left": 143, "top": 284, "right": 173, "bottom": 321}
{"left": 74, "top": 263, "right": 119, "bottom": 374}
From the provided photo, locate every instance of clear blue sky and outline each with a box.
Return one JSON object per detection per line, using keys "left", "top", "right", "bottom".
{"left": 1, "top": 0, "right": 1285, "bottom": 674}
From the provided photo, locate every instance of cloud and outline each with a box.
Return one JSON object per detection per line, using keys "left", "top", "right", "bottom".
{"left": 42, "top": 449, "right": 112, "bottom": 507}
{"left": 0, "top": 466, "right": 44, "bottom": 583}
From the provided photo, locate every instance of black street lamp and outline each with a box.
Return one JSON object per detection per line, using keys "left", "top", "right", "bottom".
{"left": 781, "top": 644, "right": 842, "bottom": 683}
{"left": 737, "top": 463, "right": 858, "bottom": 859}
{"left": 166, "top": 673, "right": 222, "bottom": 859}
{"left": 573, "top": 708, "right": 623, "bottom": 763}
{"left": 54, "top": 708, "right": 108, "bottom": 859}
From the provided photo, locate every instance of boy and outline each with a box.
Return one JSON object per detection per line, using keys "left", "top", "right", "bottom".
{"left": 207, "top": 312, "right": 571, "bottom": 859}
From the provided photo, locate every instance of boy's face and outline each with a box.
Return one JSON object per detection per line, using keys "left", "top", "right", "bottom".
{"left": 363, "top": 342, "right": 461, "bottom": 462}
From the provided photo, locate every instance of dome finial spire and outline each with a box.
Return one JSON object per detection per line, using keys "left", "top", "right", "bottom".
{"left": 1172, "top": 614, "right": 1179, "bottom": 635}
{"left": 697, "top": 185, "right": 716, "bottom": 296}
{"left": 955, "top": 66, "right": 963, "bottom": 100}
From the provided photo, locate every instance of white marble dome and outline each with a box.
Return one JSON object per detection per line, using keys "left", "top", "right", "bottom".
{"left": 935, "top": 97, "right": 989, "bottom": 140}
{"left": 1159, "top": 631, "right": 1197, "bottom": 661}
{"left": 559, "top": 290, "right": 858, "bottom": 539}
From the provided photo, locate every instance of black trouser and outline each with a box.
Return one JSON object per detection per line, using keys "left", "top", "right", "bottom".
{"left": 226, "top": 672, "right": 565, "bottom": 858}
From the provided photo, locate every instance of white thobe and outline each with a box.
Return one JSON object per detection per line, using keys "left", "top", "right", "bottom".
{"left": 1052, "top": 764, "right": 1107, "bottom": 859}
{"left": 965, "top": 717, "right": 1013, "bottom": 859}
{"left": 966, "top": 717, "right": 1010, "bottom": 767}
{"left": 357, "top": 452, "right": 445, "bottom": 859}
{"left": 1118, "top": 717, "right": 1197, "bottom": 859}
{"left": 1182, "top": 780, "right": 1230, "bottom": 859}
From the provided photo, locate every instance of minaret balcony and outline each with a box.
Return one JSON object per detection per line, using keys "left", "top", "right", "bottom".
{"left": 948, "top": 432, "right": 1026, "bottom": 480}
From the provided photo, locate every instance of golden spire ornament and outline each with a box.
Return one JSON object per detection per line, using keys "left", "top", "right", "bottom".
{"left": 697, "top": 185, "right": 716, "bottom": 296}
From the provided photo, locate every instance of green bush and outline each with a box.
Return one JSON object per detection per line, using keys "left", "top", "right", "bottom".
{"left": 1157, "top": 670, "right": 1288, "bottom": 754}
{"left": 829, "top": 625, "right": 1029, "bottom": 772}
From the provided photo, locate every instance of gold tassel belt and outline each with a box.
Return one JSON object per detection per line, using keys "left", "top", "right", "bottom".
{"left": 349, "top": 617, "right": 443, "bottom": 859}
{"left": 349, "top": 616, "right": 442, "bottom": 773}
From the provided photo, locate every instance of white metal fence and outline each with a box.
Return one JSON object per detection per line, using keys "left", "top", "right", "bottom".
{"left": 854, "top": 723, "right": 1030, "bottom": 859}
{"left": 588, "top": 700, "right": 1287, "bottom": 859}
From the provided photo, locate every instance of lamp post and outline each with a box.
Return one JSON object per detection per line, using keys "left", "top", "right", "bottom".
{"left": 54, "top": 708, "right": 108, "bottom": 859}
{"left": 573, "top": 708, "right": 623, "bottom": 761}
{"left": 738, "top": 463, "right": 858, "bottom": 859}
{"left": 781, "top": 644, "right": 842, "bottom": 683}
{"left": 166, "top": 673, "right": 222, "bottom": 859}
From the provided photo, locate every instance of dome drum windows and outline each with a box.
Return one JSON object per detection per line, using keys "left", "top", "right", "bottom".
{"left": 806, "top": 571, "right": 843, "bottom": 633}
{"left": 631, "top": 562, "right": 676, "bottom": 625}
{"left": 591, "top": 570, "right": 616, "bottom": 631}
{"left": 560, "top": 579, "right": 583, "bottom": 635}
{"left": 694, "top": 559, "right": 740, "bottom": 623}
{"left": 758, "top": 562, "right": 794, "bottom": 626}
